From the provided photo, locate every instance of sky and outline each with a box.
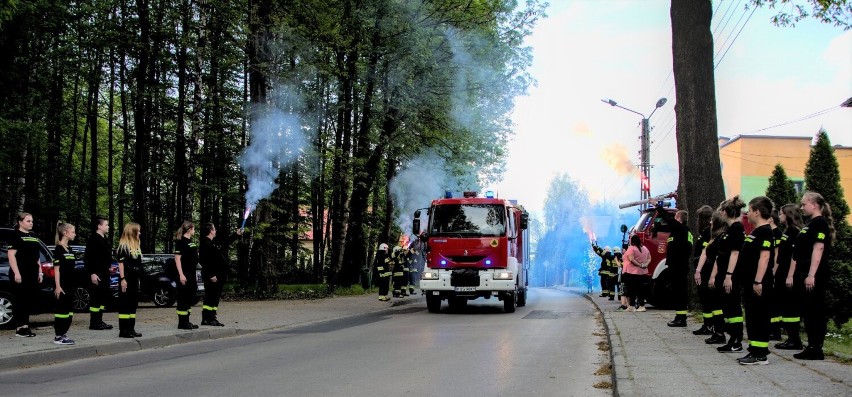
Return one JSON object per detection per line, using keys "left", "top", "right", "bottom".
{"left": 489, "top": 0, "right": 852, "bottom": 220}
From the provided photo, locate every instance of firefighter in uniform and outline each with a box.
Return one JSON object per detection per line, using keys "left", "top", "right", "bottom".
{"left": 735, "top": 196, "right": 775, "bottom": 365}
{"left": 85, "top": 215, "right": 114, "bottom": 331}
{"left": 373, "top": 243, "right": 391, "bottom": 301}
{"left": 774, "top": 203, "right": 803, "bottom": 350}
{"left": 53, "top": 222, "right": 77, "bottom": 345}
{"left": 692, "top": 205, "right": 714, "bottom": 335}
{"left": 401, "top": 246, "right": 411, "bottom": 296}
{"left": 391, "top": 246, "right": 406, "bottom": 298}
{"left": 407, "top": 241, "right": 420, "bottom": 295}
{"left": 717, "top": 196, "right": 746, "bottom": 352}
{"left": 694, "top": 210, "right": 727, "bottom": 344}
{"left": 199, "top": 223, "right": 242, "bottom": 326}
{"left": 174, "top": 221, "right": 199, "bottom": 330}
{"left": 613, "top": 247, "right": 625, "bottom": 307}
{"left": 116, "top": 222, "right": 143, "bottom": 338}
{"left": 8, "top": 213, "right": 44, "bottom": 338}
{"left": 768, "top": 210, "right": 784, "bottom": 340}
{"left": 662, "top": 208, "right": 693, "bottom": 328}
{"left": 592, "top": 244, "right": 613, "bottom": 298}
{"left": 790, "top": 192, "right": 834, "bottom": 361}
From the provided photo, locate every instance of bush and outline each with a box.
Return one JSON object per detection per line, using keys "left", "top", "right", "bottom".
{"left": 826, "top": 258, "right": 852, "bottom": 327}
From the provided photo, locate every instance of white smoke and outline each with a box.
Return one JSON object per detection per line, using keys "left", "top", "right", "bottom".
{"left": 240, "top": 87, "right": 307, "bottom": 210}
{"left": 389, "top": 152, "right": 450, "bottom": 236}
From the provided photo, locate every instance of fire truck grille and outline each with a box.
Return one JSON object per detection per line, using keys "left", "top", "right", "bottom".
{"left": 450, "top": 269, "right": 481, "bottom": 287}
{"left": 447, "top": 255, "right": 486, "bottom": 263}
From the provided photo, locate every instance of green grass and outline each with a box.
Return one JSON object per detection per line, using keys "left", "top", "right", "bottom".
{"left": 825, "top": 320, "right": 852, "bottom": 361}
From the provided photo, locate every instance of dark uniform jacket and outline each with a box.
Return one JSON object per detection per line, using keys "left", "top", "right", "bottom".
{"left": 200, "top": 236, "right": 231, "bottom": 281}
{"left": 84, "top": 233, "right": 112, "bottom": 278}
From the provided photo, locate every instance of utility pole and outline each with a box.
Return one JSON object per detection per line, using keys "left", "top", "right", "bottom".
{"left": 602, "top": 98, "right": 666, "bottom": 210}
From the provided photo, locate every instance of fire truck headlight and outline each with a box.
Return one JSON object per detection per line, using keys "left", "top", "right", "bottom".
{"left": 493, "top": 271, "right": 513, "bottom": 280}
{"left": 422, "top": 271, "right": 440, "bottom": 280}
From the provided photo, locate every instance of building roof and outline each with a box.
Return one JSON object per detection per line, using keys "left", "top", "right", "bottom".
{"left": 719, "top": 134, "right": 812, "bottom": 149}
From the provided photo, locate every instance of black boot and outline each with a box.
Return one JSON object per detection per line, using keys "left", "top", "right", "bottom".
{"left": 705, "top": 333, "right": 726, "bottom": 344}
{"left": 90, "top": 312, "right": 112, "bottom": 330}
{"left": 667, "top": 315, "right": 687, "bottom": 327}
{"left": 178, "top": 314, "right": 193, "bottom": 330}
{"left": 692, "top": 323, "right": 714, "bottom": 335}
{"left": 129, "top": 317, "right": 142, "bottom": 337}
{"left": 793, "top": 346, "right": 824, "bottom": 360}
{"left": 118, "top": 317, "right": 133, "bottom": 338}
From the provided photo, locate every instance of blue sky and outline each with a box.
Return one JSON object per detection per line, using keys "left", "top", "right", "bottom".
{"left": 491, "top": 0, "right": 852, "bottom": 219}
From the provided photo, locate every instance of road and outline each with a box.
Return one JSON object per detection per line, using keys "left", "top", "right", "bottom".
{"left": 0, "top": 289, "right": 609, "bottom": 396}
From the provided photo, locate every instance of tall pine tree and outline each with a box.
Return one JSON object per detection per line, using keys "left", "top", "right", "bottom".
{"left": 765, "top": 164, "right": 798, "bottom": 209}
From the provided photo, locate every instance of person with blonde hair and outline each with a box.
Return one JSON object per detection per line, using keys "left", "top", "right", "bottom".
{"left": 174, "top": 221, "right": 199, "bottom": 330}
{"left": 790, "top": 192, "right": 835, "bottom": 360}
{"left": 116, "top": 222, "right": 143, "bottom": 338}
{"left": 52, "top": 222, "right": 78, "bottom": 345}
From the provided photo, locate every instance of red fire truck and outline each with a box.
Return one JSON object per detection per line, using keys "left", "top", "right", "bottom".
{"left": 412, "top": 191, "right": 529, "bottom": 313}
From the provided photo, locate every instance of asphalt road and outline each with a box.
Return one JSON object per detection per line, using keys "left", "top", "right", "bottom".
{"left": 0, "top": 289, "right": 609, "bottom": 396}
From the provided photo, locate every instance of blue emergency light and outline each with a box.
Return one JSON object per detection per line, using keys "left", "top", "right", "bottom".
{"left": 485, "top": 259, "right": 492, "bottom": 265}
{"left": 444, "top": 191, "right": 453, "bottom": 198}
{"left": 485, "top": 191, "right": 494, "bottom": 198}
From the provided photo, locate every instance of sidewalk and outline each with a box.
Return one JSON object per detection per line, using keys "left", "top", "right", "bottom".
{"left": 582, "top": 292, "right": 852, "bottom": 397}
{"left": 0, "top": 293, "right": 423, "bottom": 371}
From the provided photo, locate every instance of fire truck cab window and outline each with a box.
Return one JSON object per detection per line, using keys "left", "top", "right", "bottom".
{"left": 430, "top": 204, "right": 506, "bottom": 237}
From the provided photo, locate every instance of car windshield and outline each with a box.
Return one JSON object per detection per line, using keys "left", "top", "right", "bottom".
{"left": 632, "top": 212, "right": 653, "bottom": 233}
{"left": 429, "top": 204, "right": 506, "bottom": 237}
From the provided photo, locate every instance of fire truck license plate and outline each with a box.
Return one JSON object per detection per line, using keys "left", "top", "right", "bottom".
{"left": 454, "top": 287, "right": 476, "bottom": 292}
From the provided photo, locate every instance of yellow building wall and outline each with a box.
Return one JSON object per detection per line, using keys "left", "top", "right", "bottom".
{"left": 719, "top": 136, "right": 852, "bottom": 223}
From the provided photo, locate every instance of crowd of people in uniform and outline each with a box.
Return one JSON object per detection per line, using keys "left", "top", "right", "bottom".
{"left": 591, "top": 191, "right": 835, "bottom": 365}
{"left": 8, "top": 213, "right": 239, "bottom": 346}
{"left": 371, "top": 234, "right": 425, "bottom": 301}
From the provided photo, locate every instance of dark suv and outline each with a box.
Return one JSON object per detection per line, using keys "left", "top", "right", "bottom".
{"left": 0, "top": 228, "right": 57, "bottom": 328}
{"left": 139, "top": 254, "right": 205, "bottom": 307}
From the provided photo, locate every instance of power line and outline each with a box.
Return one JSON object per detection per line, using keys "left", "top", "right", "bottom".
{"left": 720, "top": 152, "right": 852, "bottom": 182}
{"left": 722, "top": 149, "right": 852, "bottom": 159}
{"left": 715, "top": 5, "right": 757, "bottom": 69}
{"left": 740, "top": 106, "right": 841, "bottom": 134}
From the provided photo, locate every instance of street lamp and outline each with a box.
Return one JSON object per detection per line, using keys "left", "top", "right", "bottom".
{"left": 601, "top": 97, "right": 668, "bottom": 209}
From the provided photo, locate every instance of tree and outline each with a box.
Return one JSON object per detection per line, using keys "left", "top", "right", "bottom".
{"left": 670, "top": 0, "right": 726, "bottom": 231}
{"left": 804, "top": 130, "right": 850, "bottom": 223}
{"left": 765, "top": 163, "right": 798, "bottom": 208}
{"left": 750, "top": 0, "right": 852, "bottom": 30}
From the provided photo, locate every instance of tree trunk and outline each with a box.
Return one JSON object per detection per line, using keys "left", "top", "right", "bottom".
{"left": 670, "top": 0, "right": 725, "bottom": 230}
{"left": 133, "top": 0, "right": 152, "bottom": 251}
{"left": 88, "top": 53, "right": 103, "bottom": 222}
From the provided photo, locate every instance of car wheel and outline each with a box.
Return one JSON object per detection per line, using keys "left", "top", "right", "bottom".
{"left": 0, "top": 293, "right": 15, "bottom": 329}
{"left": 517, "top": 288, "right": 527, "bottom": 307}
{"left": 503, "top": 291, "right": 516, "bottom": 313}
{"left": 153, "top": 284, "right": 176, "bottom": 307}
{"left": 72, "top": 287, "right": 91, "bottom": 311}
{"left": 426, "top": 295, "right": 441, "bottom": 313}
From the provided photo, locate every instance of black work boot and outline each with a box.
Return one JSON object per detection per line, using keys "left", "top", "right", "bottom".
{"left": 667, "top": 315, "right": 687, "bottom": 327}
{"left": 794, "top": 346, "right": 824, "bottom": 360}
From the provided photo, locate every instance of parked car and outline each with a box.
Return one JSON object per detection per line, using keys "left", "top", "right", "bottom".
{"left": 138, "top": 253, "right": 205, "bottom": 307}
{"left": 47, "top": 244, "right": 120, "bottom": 311}
{"left": 0, "top": 228, "right": 57, "bottom": 328}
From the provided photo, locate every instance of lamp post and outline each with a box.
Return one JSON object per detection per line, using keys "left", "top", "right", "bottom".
{"left": 601, "top": 97, "right": 667, "bottom": 209}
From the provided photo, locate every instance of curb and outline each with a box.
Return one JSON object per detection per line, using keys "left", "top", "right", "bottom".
{"left": 569, "top": 290, "right": 619, "bottom": 397}
{"left": 1, "top": 295, "right": 424, "bottom": 372}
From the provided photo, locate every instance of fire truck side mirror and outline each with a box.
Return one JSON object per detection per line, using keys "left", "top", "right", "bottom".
{"left": 620, "top": 224, "right": 628, "bottom": 233}
{"left": 412, "top": 219, "right": 420, "bottom": 236}
{"left": 520, "top": 213, "right": 529, "bottom": 230}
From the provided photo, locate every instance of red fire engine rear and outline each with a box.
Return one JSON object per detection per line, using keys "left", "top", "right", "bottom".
{"left": 413, "top": 191, "right": 529, "bottom": 313}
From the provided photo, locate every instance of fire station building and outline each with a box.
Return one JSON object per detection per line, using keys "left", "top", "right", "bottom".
{"left": 718, "top": 134, "right": 852, "bottom": 222}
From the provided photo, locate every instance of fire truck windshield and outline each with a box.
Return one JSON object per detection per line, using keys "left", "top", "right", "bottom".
{"left": 429, "top": 204, "right": 506, "bottom": 237}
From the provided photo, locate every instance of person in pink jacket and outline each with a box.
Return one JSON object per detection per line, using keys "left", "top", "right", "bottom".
{"left": 622, "top": 235, "right": 651, "bottom": 312}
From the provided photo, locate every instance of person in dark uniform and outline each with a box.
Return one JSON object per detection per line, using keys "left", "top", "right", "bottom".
{"left": 592, "top": 244, "right": 613, "bottom": 298}
{"left": 174, "top": 221, "right": 199, "bottom": 330}
{"left": 373, "top": 243, "right": 391, "bottom": 301}
{"left": 391, "top": 246, "right": 405, "bottom": 298}
{"left": 664, "top": 209, "right": 693, "bottom": 328}
{"left": 767, "top": 209, "right": 784, "bottom": 340}
{"left": 715, "top": 196, "right": 746, "bottom": 351}
{"left": 790, "top": 192, "right": 834, "bottom": 361}
{"left": 694, "top": 211, "right": 727, "bottom": 343}
{"left": 691, "top": 205, "right": 714, "bottom": 335}
{"left": 774, "top": 203, "right": 803, "bottom": 350}
{"left": 85, "top": 215, "right": 113, "bottom": 330}
{"left": 199, "top": 222, "right": 242, "bottom": 326}
{"left": 8, "top": 212, "right": 44, "bottom": 338}
{"left": 735, "top": 196, "right": 775, "bottom": 365}
{"left": 53, "top": 222, "right": 77, "bottom": 345}
{"left": 116, "top": 222, "right": 143, "bottom": 338}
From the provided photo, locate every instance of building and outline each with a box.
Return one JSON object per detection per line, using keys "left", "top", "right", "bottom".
{"left": 718, "top": 134, "right": 852, "bottom": 222}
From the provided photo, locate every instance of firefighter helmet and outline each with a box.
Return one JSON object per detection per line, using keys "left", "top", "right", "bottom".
{"left": 378, "top": 243, "right": 389, "bottom": 251}
{"left": 604, "top": 246, "right": 611, "bottom": 252}
{"left": 613, "top": 247, "right": 621, "bottom": 253}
